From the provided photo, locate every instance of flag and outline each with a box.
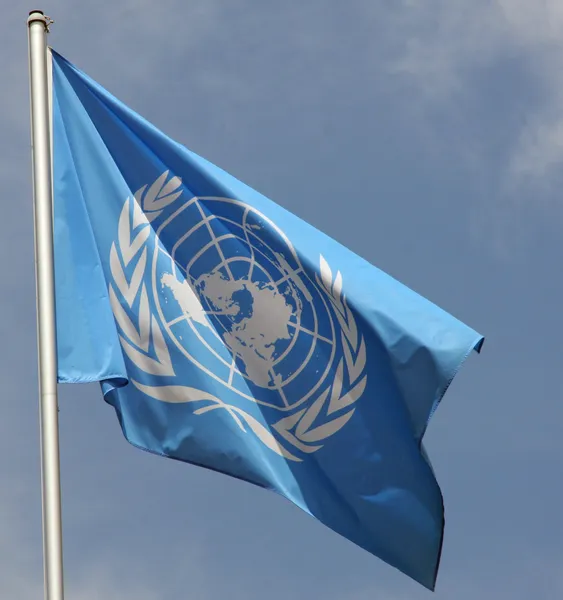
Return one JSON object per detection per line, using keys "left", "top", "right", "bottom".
{"left": 51, "top": 49, "right": 483, "bottom": 590}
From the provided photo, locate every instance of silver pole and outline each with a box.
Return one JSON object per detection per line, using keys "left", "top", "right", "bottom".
{"left": 27, "top": 10, "right": 64, "bottom": 600}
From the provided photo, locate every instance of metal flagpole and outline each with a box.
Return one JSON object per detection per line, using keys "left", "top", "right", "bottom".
{"left": 27, "top": 10, "right": 65, "bottom": 600}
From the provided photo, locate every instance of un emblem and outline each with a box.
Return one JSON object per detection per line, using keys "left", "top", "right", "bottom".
{"left": 109, "top": 172, "right": 367, "bottom": 461}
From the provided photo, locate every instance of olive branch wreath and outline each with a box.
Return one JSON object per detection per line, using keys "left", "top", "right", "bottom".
{"left": 109, "top": 172, "right": 367, "bottom": 462}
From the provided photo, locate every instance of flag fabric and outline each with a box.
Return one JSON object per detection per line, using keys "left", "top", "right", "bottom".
{"left": 51, "top": 49, "right": 483, "bottom": 590}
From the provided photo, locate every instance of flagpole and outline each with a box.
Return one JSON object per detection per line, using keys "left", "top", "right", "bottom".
{"left": 27, "top": 10, "right": 65, "bottom": 600}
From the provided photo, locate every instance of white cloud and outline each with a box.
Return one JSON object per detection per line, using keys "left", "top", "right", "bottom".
{"left": 387, "top": 0, "right": 563, "bottom": 187}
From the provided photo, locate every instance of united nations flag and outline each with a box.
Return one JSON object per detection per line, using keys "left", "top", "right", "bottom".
{"left": 51, "top": 49, "right": 483, "bottom": 590}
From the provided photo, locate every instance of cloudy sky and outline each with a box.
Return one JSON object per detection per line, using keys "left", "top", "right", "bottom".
{"left": 1, "top": 2, "right": 562, "bottom": 598}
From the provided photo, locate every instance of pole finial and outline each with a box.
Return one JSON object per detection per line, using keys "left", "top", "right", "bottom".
{"left": 27, "top": 10, "right": 53, "bottom": 30}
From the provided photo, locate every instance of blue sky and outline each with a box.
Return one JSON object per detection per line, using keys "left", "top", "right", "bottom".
{"left": 1, "top": 2, "right": 562, "bottom": 598}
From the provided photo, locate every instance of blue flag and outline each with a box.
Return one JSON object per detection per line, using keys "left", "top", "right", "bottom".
{"left": 51, "top": 50, "right": 483, "bottom": 589}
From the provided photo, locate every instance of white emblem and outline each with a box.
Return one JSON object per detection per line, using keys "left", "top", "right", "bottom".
{"left": 109, "top": 173, "right": 367, "bottom": 461}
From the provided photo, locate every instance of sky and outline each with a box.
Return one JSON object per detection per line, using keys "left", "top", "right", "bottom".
{"left": 1, "top": 1, "right": 562, "bottom": 598}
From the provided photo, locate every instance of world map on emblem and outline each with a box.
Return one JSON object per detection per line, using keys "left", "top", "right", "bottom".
{"left": 152, "top": 197, "right": 337, "bottom": 411}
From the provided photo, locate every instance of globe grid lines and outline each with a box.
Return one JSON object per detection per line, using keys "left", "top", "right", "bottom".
{"left": 171, "top": 235, "right": 307, "bottom": 371}
{"left": 170, "top": 211, "right": 215, "bottom": 262}
{"left": 196, "top": 213, "right": 318, "bottom": 373}
{"left": 152, "top": 197, "right": 338, "bottom": 412}
{"left": 177, "top": 199, "right": 335, "bottom": 393}
{"left": 164, "top": 208, "right": 315, "bottom": 375}
{"left": 194, "top": 198, "right": 236, "bottom": 281}
{"left": 166, "top": 313, "right": 333, "bottom": 347}
{"left": 241, "top": 207, "right": 257, "bottom": 283}
{"left": 164, "top": 249, "right": 321, "bottom": 389}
